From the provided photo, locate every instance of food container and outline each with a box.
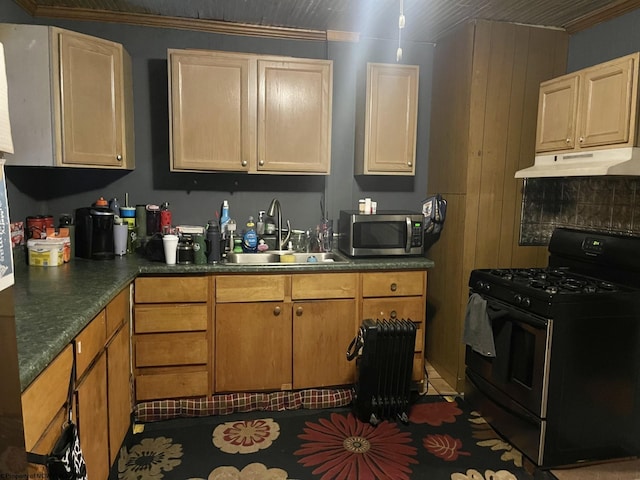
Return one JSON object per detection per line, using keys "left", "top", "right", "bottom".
{"left": 27, "top": 239, "right": 67, "bottom": 267}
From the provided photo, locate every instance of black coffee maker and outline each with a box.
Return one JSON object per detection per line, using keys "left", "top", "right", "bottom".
{"left": 75, "top": 207, "right": 115, "bottom": 260}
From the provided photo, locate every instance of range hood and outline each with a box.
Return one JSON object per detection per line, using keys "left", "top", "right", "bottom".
{"left": 515, "top": 147, "right": 640, "bottom": 178}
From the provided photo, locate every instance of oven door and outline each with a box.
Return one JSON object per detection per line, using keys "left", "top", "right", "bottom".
{"left": 465, "top": 294, "right": 551, "bottom": 418}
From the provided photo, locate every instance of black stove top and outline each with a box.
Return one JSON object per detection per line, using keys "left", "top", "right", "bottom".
{"left": 485, "top": 267, "right": 624, "bottom": 295}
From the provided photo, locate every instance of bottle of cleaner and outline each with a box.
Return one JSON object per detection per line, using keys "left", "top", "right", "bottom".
{"left": 242, "top": 216, "right": 258, "bottom": 253}
{"left": 220, "top": 200, "right": 230, "bottom": 234}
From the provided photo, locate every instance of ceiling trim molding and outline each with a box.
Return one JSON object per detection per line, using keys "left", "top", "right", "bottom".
{"left": 565, "top": 0, "right": 640, "bottom": 33}
{"left": 326, "top": 30, "right": 359, "bottom": 43}
{"left": 13, "top": 4, "right": 330, "bottom": 41}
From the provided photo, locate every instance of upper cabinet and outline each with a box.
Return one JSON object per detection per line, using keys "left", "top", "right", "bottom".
{"left": 0, "top": 24, "right": 135, "bottom": 169}
{"left": 355, "top": 63, "right": 419, "bottom": 176}
{"left": 169, "top": 49, "right": 333, "bottom": 175}
{"left": 536, "top": 52, "right": 639, "bottom": 154}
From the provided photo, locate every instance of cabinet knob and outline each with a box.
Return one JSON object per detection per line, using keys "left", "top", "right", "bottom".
{"left": 259, "top": 160, "right": 265, "bottom": 166}
{"left": 296, "top": 306, "right": 304, "bottom": 316}
{"left": 241, "top": 160, "right": 247, "bottom": 167}
{"left": 407, "top": 161, "right": 412, "bottom": 167}
{"left": 579, "top": 136, "right": 584, "bottom": 143}
{"left": 116, "top": 154, "right": 122, "bottom": 162}
{"left": 566, "top": 138, "right": 571, "bottom": 144}
{"left": 274, "top": 306, "right": 281, "bottom": 316}
{"left": 390, "top": 310, "right": 397, "bottom": 319}
{"left": 390, "top": 282, "right": 398, "bottom": 292}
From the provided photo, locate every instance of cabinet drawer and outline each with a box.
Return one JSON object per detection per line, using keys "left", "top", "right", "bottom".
{"left": 106, "top": 285, "right": 130, "bottom": 338}
{"left": 135, "top": 369, "right": 209, "bottom": 401}
{"left": 362, "top": 271, "right": 425, "bottom": 297}
{"left": 75, "top": 310, "right": 106, "bottom": 379}
{"left": 134, "top": 304, "right": 208, "bottom": 333}
{"left": 135, "top": 332, "right": 208, "bottom": 367}
{"left": 22, "top": 344, "right": 73, "bottom": 451}
{"left": 135, "top": 276, "right": 209, "bottom": 303}
{"left": 362, "top": 297, "right": 425, "bottom": 323}
{"left": 292, "top": 273, "right": 357, "bottom": 299}
{"left": 216, "top": 275, "right": 287, "bottom": 302}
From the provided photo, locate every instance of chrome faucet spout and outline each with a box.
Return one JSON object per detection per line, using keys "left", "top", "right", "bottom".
{"left": 267, "top": 198, "right": 289, "bottom": 250}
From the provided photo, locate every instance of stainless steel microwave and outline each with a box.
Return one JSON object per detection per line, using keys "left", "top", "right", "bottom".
{"left": 338, "top": 210, "right": 424, "bottom": 257}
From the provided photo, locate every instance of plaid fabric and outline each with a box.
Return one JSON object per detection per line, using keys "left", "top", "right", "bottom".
{"left": 134, "top": 388, "right": 355, "bottom": 423}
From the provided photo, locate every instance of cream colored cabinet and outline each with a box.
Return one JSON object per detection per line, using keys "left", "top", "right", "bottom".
{"left": 169, "top": 49, "right": 332, "bottom": 174}
{"left": 105, "top": 287, "right": 131, "bottom": 465}
{"left": 76, "top": 353, "right": 109, "bottom": 480}
{"left": 355, "top": 63, "right": 419, "bottom": 175}
{"left": 0, "top": 23, "right": 134, "bottom": 169}
{"left": 536, "top": 52, "right": 640, "bottom": 153}
{"left": 215, "top": 275, "right": 292, "bottom": 392}
{"left": 291, "top": 273, "right": 358, "bottom": 389}
{"left": 360, "top": 271, "right": 426, "bottom": 387}
{"left": 133, "top": 276, "right": 210, "bottom": 401}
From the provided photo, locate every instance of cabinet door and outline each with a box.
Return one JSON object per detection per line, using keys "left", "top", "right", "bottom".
{"left": 169, "top": 50, "right": 256, "bottom": 172}
{"left": 107, "top": 321, "right": 131, "bottom": 464}
{"left": 215, "top": 302, "right": 292, "bottom": 392}
{"left": 358, "top": 63, "right": 419, "bottom": 175}
{"left": 76, "top": 353, "right": 109, "bottom": 480}
{"left": 362, "top": 297, "right": 425, "bottom": 382}
{"left": 293, "top": 299, "right": 356, "bottom": 389}
{"left": 58, "top": 30, "right": 126, "bottom": 167}
{"left": 257, "top": 59, "right": 332, "bottom": 173}
{"left": 578, "top": 55, "right": 637, "bottom": 148}
{"left": 535, "top": 75, "right": 579, "bottom": 153}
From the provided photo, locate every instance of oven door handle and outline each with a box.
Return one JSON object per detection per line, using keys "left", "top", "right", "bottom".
{"left": 479, "top": 295, "right": 548, "bottom": 329}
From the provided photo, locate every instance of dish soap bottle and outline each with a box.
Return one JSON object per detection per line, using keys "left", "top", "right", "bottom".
{"left": 242, "top": 216, "right": 258, "bottom": 253}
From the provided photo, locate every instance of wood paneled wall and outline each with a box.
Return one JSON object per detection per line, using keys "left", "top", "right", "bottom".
{"left": 425, "top": 20, "right": 568, "bottom": 391}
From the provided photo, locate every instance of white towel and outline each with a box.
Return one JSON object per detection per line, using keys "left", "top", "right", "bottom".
{"left": 462, "top": 293, "right": 496, "bottom": 357}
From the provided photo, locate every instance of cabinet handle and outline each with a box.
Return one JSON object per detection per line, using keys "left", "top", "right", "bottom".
{"left": 77, "top": 341, "right": 82, "bottom": 354}
{"left": 274, "top": 306, "right": 281, "bottom": 316}
{"left": 296, "top": 306, "right": 303, "bottom": 317}
{"left": 390, "top": 282, "right": 398, "bottom": 292}
{"left": 390, "top": 310, "right": 397, "bottom": 319}
{"left": 259, "top": 160, "right": 265, "bottom": 166}
{"left": 116, "top": 154, "right": 122, "bottom": 162}
{"left": 241, "top": 160, "right": 248, "bottom": 167}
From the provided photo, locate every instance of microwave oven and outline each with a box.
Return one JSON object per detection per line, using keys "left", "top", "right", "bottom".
{"left": 338, "top": 210, "right": 424, "bottom": 257}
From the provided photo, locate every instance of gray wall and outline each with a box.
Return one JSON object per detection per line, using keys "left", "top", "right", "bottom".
{"left": 1, "top": 1, "right": 434, "bottom": 232}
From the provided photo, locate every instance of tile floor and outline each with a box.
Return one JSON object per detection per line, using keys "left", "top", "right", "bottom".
{"left": 424, "top": 362, "right": 458, "bottom": 396}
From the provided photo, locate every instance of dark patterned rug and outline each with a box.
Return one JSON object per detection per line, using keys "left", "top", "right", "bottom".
{"left": 110, "top": 395, "right": 534, "bottom": 480}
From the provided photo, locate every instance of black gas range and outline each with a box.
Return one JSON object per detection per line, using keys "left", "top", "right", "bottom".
{"left": 464, "top": 228, "right": 640, "bottom": 469}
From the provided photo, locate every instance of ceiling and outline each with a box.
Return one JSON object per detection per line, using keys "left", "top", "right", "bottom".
{"left": 14, "top": 0, "right": 640, "bottom": 43}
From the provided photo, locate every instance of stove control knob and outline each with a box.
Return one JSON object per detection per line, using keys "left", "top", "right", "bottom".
{"left": 522, "top": 297, "right": 531, "bottom": 308}
{"left": 514, "top": 294, "right": 522, "bottom": 305}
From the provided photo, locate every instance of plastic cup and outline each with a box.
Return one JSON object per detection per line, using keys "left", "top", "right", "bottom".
{"left": 113, "top": 224, "right": 128, "bottom": 256}
{"left": 162, "top": 234, "right": 179, "bottom": 265}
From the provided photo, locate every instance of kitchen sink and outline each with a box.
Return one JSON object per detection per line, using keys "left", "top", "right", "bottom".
{"left": 225, "top": 251, "right": 349, "bottom": 265}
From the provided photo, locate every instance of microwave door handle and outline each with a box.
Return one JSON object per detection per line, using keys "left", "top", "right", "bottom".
{"left": 405, "top": 217, "right": 412, "bottom": 252}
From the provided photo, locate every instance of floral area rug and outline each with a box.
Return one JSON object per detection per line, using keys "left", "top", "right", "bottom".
{"left": 110, "top": 395, "right": 533, "bottom": 480}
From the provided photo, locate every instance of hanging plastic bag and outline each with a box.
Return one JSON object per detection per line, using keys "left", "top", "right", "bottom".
{"left": 421, "top": 194, "right": 447, "bottom": 252}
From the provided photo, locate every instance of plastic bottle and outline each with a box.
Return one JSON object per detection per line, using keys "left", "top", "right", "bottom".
{"left": 256, "top": 210, "right": 265, "bottom": 236}
{"left": 220, "top": 200, "right": 230, "bottom": 234}
{"left": 160, "top": 202, "right": 172, "bottom": 234}
{"left": 242, "top": 216, "right": 258, "bottom": 253}
{"left": 206, "top": 220, "right": 221, "bottom": 263}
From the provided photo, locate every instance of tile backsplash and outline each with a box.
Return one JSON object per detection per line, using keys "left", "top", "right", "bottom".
{"left": 520, "top": 176, "right": 640, "bottom": 245}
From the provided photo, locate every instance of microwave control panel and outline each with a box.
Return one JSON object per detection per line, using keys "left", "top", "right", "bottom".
{"left": 412, "top": 221, "right": 423, "bottom": 246}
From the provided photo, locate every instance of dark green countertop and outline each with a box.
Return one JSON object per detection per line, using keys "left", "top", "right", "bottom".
{"left": 13, "top": 249, "right": 433, "bottom": 391}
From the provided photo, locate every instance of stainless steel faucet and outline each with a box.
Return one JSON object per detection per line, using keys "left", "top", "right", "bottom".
{"left": 267, "top": 198, "right": 291, "bottom": 250}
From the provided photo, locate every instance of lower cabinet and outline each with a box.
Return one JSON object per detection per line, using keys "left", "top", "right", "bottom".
{"left": 215, "top": 275, "right": 292, "bottom": 392}
{"left": 76, "top": 353, "right": 109, "bottom": 480}
{"left": 133, "top": 269, "right": 426, "bottom": 400}
{"left": 361, "top": 271, "right": 427, "bottom": 387}
{"left": 133, "top": 276, "right": 211, "bottom": 401}
{"left": 23, "top": 283, "right": 132, "bottom": 480}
